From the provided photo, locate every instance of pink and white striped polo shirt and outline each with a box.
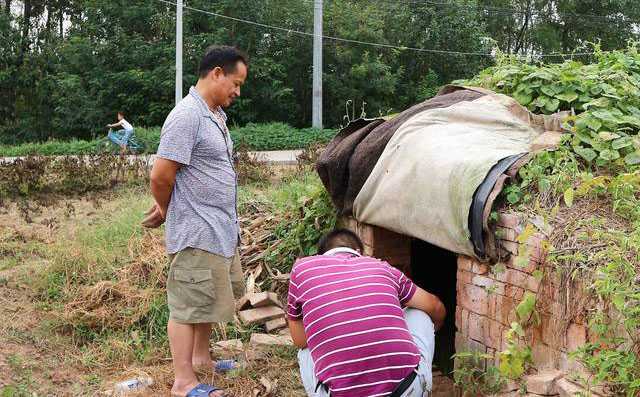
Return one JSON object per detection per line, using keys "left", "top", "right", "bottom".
{"left": 287, "top": 248, "right": 419, "bottom": 397}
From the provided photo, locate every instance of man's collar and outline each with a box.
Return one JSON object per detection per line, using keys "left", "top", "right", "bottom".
{"left": 189, "top": 86, "right": 227, "bottom": 121}
{"left": 323, "top": 247, "right": 361, "bottom": 257}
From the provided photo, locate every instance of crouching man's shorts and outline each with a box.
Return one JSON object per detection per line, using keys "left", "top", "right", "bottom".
{"left": 167, "top": 247, "right": 244, "bottom": 324}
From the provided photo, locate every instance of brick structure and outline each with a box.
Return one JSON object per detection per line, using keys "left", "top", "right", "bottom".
{"left": 343, "top": 215, "right": 604, "bottom": 396}
{"left": 342, "top": 217, "right": 412, "bottom": 277}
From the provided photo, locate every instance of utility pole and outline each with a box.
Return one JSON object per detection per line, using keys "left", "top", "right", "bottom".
{"left": 312, "top": 0, "right": 323, "bottom": 128}
{"left": 175, "top": 0, "right": 183, "bottom": 104}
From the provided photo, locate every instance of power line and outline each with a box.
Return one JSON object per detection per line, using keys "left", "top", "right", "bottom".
{"left": 153, "top": 0, "right": 597, "bottom": 58}
{"left": 348, "top": 0, "right": 640, "bottom": 29}
{"left": 366, "top": 0, "right": 640, "bottom": 24}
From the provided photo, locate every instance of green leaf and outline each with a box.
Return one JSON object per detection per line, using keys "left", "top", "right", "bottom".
{"left": 574, "top": 147, "right": 597, "bottom": 162}
{"left": 545, "top": 98, "right": 560, "bottom": 112}
{"left": 523, "top": 70, "right": 555, "bottom": 81}
{"left": 555, "top": 91, "right": 578, "bottom": 103}
{"left": 624, "top": 151, "right": 640, "bottom": 165}
{"left": 513, "top": 91, "right": 533, "bottom": 106}
{"left": 583, "top": 97, "right": 610, "bottom": 109}
{"left": 507, "top": 192, "right": 520, "bottom": 204}
{"left": 598, "top": 131, "right": 619, "bottom": 141}
{"left": 564, "top": 188, "right": 574, "bottom": 207}
{"left": 598, "top": 149, "right": 620, "bottom": 161}
{"left": 533, "top": 96, "right": 548, "bottom": 108}
{"left": 537, "top": 178, "right": 551, "bottom": 192}
{"left": 591, "top": 109, "right": 620, "bottom": 124}
{"left": 540, "top": 85, "right": 559, "bottom": 96}
{"left": 532, "top": 269, "right": 544, "bottom": 282}
{"left": 514, "top": 255, "right": 529, "bottom": 268}
{"left": 516, "top": 292, "right": 537, "bottom": 321}
{"left": 612, "top": 136, "right": 633, "bottom": 149}
{"left": 584, "top": 117, "right": 602, "bottom": 132}
{"left": 612, "top": 295, "right": 625, "bottom": 311}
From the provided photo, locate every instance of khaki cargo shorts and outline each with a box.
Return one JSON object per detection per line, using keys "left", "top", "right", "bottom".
{"left": 167, "top": 247, "right": 245, "bottom": 324}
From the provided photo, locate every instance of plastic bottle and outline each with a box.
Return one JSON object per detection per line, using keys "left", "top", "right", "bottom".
{"left": 113, "top": 376, "right": 154, "bottom": 395}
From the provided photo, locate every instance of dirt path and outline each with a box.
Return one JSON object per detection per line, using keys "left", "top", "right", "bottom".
{"left": 0, "top": 196, "right": 105, "bottom": 395}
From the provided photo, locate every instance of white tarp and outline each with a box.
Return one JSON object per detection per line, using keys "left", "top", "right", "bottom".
{"left": 352, "top": 93, "right": 549, "bottom": 257}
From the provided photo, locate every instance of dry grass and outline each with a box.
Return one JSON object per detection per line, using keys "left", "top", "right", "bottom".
{"left": 113, "top": 345, "right": 304, "bottom": 396}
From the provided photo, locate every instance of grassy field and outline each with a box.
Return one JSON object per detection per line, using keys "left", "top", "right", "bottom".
{"left": 0, "top": 165, "right": 335, "bottom": 395}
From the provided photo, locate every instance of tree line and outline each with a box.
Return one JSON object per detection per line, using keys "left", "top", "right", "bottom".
{"left": 0, "top": 0, "right": 638, "bottom": 143}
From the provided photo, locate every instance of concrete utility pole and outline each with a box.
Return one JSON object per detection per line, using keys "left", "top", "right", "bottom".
{"left": 175, "top": 0, "right": 183, "bottom": 105}
{"left": 312, "top": 0, "right": 323, "bottom": 128}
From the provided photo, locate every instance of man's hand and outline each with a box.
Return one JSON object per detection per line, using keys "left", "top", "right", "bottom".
{"left": 141, "top": 203, "right": 165, "bottom": 228}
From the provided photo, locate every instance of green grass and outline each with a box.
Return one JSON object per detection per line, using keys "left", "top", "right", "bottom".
{"left": 0, "top": 123, "right": 337, "bottom": 156}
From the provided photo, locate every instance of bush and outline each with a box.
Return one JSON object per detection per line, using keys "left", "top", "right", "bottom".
{"left": 0, "top": 155, "right": 149, "bottom": 199}
{"left": 0, "top": 123, "right": 337, "bottom": 156}
{"left": 230, "top": 122, "right": 336, "bottom": 151}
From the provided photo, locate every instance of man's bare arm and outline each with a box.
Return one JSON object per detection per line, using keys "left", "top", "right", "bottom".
{"left": 288, "top": 318, "right": 308, "bottom": 349}
{"left": 405, "top": 287, "right": 446, "bottom": 330}
{"left": 142, "top": 158, "right": 181, "bottom": 228}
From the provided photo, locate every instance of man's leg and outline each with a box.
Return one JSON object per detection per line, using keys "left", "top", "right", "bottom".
{"left": 402, "top": 308, "right": 436, "bottom": 397}
{"left": 168, "top": 320, "right": 197, "bottom": 394}
{"left": 167, "top": 249, "right": 224, "bottom": 396}
{"left": 192, "top": 322, "right": 213, "bottom": 368}
{"left": 169, "top": 320, "right": 223, "bottom": 397}
{"left": 297, "top": 348, "right": 330, "bottom": 397}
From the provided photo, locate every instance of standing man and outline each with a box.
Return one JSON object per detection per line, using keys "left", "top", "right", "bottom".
{"left": 142, "top": 45, "right": 248, "bottom": 397}
{"left": 287, "top": 229, "right": 446, "bottom": 397}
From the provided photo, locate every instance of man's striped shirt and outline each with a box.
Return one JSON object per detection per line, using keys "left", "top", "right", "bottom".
{"left": 287, "top": 249, "right": 419, "bottom": 397}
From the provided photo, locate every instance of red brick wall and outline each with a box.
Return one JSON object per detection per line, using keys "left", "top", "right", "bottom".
{"left": 341, "top": 217, "right": 412, "bottom": 277}
{"left": 341, "top": 214, "right": 605, "bottom": 396}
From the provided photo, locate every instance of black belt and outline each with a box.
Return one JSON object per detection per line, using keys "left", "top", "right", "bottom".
{"left": 315, "top": 364, "right": 419, "bottom": 396}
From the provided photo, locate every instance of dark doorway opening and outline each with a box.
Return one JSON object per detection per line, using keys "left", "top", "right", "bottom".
{"left": 410, "top": 239, "right": 458, "bottom": 376}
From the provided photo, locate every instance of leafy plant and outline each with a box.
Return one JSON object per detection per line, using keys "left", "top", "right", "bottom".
{"left": 467, "top": 43, "right": 640, "bottom": 171}
{"left": 498, "top": 322, "right": 533, "bottom": 379}
{"left": 452, "top": 350, "right": 506, "bottom": 395}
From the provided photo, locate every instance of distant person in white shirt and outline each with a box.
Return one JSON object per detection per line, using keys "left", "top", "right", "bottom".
{"left": 107, "top": 111, "right": 135, "bottom": 154}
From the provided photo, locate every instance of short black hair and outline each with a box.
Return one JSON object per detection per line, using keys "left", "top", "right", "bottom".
{"left": 317, "top": 228, "right": 364, "bottom": 255}
{"left": 199, "top": 45, "right": 248, "bottom": 78}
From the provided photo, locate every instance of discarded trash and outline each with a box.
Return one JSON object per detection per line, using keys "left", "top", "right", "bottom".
{"left": 113, "top": 376, "right": 153, "bottom": 395}
{"left": 215, "top": 359, "right": 239, "bottom": 373}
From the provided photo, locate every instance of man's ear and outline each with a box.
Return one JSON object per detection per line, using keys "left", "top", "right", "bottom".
{"left": 210, "top": 66, "right": 224, "bottom": 80}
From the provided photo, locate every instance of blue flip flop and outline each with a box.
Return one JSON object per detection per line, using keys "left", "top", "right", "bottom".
{"left": 186, "top": 384, "right": 223, "bottom": 397}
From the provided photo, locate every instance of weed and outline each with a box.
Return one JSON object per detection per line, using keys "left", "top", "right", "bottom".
{"left": 452, "top": 350, "right": 506, "bottom": 395}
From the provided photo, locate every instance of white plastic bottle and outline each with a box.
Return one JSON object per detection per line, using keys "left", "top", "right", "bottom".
{"left": 113, "top": 376, "right": 154, "bottom": 395}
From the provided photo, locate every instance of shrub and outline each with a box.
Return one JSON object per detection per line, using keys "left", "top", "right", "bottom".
{"left": 0, "top": 123, "right": 337, "bottom": 156}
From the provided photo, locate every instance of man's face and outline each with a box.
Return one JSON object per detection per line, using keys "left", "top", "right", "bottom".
{"left": 211, "top": 61, "right": 247, "bottom": 108}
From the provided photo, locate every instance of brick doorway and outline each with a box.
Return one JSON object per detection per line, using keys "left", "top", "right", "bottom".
{"left": 410, "top": 239, "right": 458, "bottom": 377}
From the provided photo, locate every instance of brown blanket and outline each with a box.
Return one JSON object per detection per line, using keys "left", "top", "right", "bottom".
{"left": 317, "top": 89, "right": 486, "bottom": 215}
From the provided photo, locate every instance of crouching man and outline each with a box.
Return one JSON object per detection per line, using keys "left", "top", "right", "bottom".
{"left": 287, "top": 229, "right": 446, "bottom": 397}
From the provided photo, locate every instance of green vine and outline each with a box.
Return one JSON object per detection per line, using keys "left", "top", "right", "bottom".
{"left": 455, "top": 44, "right": 640, "bottom": 395}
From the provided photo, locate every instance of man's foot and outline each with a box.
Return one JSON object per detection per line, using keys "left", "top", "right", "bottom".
{"left": 192, "top": 356, "right": 214, "bottom": 370}
{"left": 171, "top": 380, "right": 224, "bottom": 397}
